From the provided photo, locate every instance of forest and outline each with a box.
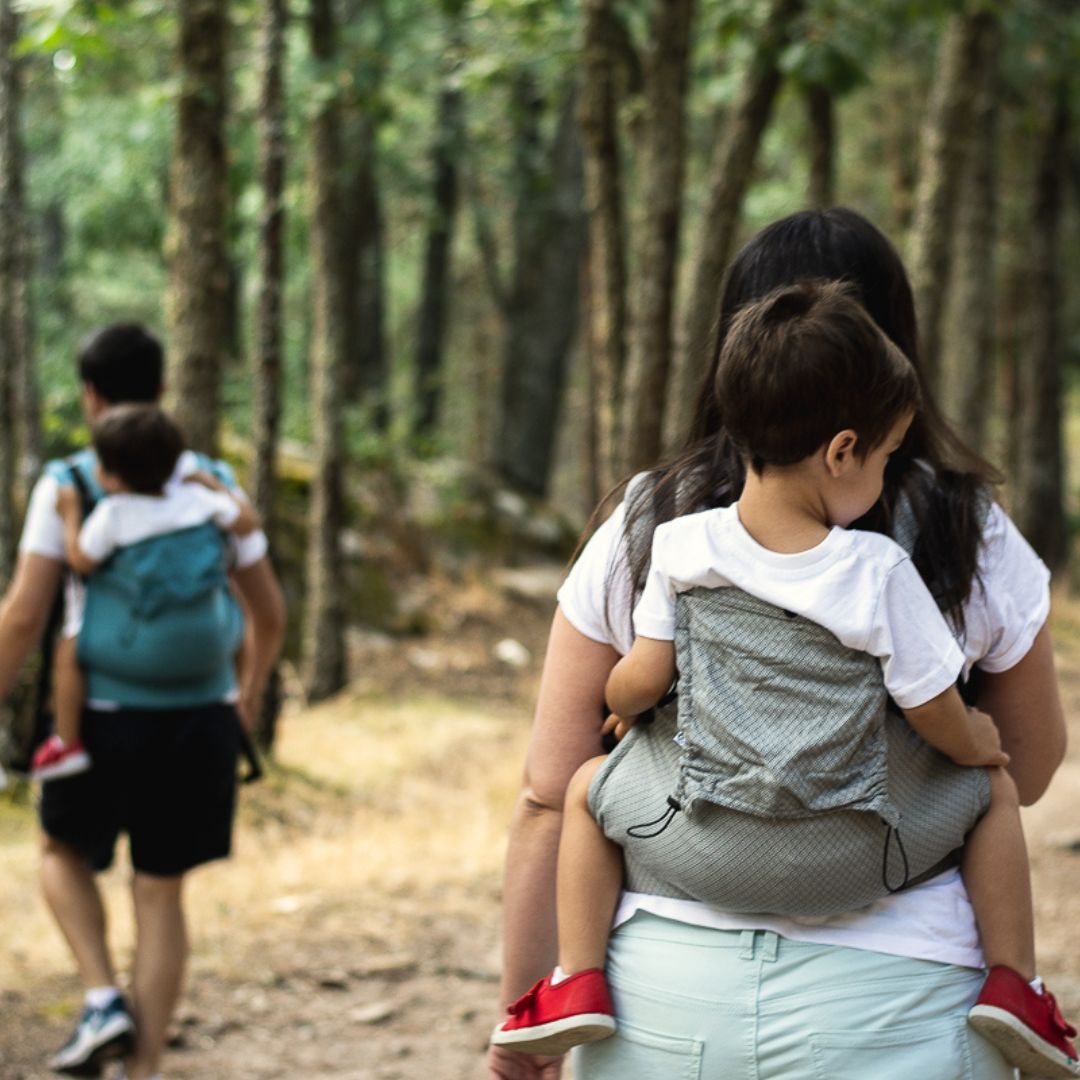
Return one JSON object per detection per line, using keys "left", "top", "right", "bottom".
{"left": 0, "top": 0, "right": 1078, "bottom": 761}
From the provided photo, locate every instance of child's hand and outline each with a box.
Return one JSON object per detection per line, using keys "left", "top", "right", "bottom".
{"left": 184, "top": 469, "right": 226, "bottom": 492}
{"left": 601, "top": 712, "right": 636, "bottom": 743}
{"left": 957, "top": 707, "right": 1010, "bottom": 768}
{"left": 55, "top": 484, "right": 82, "bottom": 524}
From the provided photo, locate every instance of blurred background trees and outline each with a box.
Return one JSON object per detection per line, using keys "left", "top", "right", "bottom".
{"left": 1, "top": 0, "right": 1079, "bottom": 746}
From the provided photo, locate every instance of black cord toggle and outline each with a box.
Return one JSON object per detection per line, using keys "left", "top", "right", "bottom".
{"left": 628, "top": 796, "right": 682, "bottom": 839}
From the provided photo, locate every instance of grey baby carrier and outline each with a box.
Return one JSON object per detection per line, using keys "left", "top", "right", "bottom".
{"left": 588, "top": 475, "right": 991, "bottom": 917}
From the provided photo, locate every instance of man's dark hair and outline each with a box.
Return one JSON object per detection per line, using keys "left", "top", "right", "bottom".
{"left": 92, "top": 404, "right": 185, "bottom": 495}
{"left": 715, "top": 280, "right": 921, "bottom": 474}
{"left": 78, "top": 323, "right": 163, "bottom": 404}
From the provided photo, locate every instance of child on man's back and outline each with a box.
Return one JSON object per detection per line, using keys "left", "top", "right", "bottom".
{"left": 31, "top": 403, "right": 259, "bottom": 781}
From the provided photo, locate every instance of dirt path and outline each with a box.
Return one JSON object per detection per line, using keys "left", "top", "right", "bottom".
{"left": 3, "top": 580, "right": 1080, "bottom": 1079}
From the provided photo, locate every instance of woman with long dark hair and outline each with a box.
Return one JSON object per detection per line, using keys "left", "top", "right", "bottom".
{"left": 488, "top": 209, "right": 1066, "bottom": 1080}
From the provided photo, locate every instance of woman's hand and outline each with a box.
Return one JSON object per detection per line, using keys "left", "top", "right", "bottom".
{"left": 602, "top": 712, "right": 635, "bottom": 742}
{"left": 487, "top": 1044, "right": 563, "bottom": 1079}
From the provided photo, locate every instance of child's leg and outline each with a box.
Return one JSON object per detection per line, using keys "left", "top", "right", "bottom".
{"left": 556, "top": 755, "right": 625, "bottom": 976}
{"left": 966, "top": 768, "right": 1080, "bottom": 1075}
{"left": 962, "top": 766, "right": 1035, "bottom": 981}
{"left": 53, "top": 636, "right": 86, "bottom": 747}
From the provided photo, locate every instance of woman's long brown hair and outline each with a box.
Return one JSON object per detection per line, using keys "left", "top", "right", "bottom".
{"left": 583, "top": 208, "right": 1001, "bottom": 633}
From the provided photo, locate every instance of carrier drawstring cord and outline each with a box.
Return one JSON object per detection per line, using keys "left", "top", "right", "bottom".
{"left": 881, "top": 822, "right": 911, "bottom": 893}
{"left": 628, "top": 795, "right": 682, "bottom": 839}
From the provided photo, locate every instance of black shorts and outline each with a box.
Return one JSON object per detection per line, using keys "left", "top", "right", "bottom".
{"left": 39, "top": 703, "right": 240, "bottom": 877}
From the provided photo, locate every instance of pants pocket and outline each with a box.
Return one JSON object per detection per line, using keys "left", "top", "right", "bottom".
{"left": 574, "top": 1018, "right": 703, "bottom": 1080}
{"left": 810, "top": 1016, "right": 976, "bottom": 1080}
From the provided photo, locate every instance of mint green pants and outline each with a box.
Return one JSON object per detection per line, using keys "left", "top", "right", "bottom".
{"left": 573, "top": 913, "right": 1015, "bottom": 1080}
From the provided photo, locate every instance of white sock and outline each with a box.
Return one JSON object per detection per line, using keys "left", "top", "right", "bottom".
{"left": 84, "top": 985, "right": 120, "bottom": 1009}
{"left": 1030, "top": 976, "right": 1045, "bottom": 995}
{"left": 551, "top": 966, "right": 569, "bottom": 985}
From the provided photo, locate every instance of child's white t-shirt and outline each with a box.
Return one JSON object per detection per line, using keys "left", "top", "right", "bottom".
{"left": 633, "top": 503, "right": 965, "bottom": 710}
{"left": 63, "top": 484, "right": 240, "bottom": 639}
{"left": 78, "top": 484, "right": 240, "bottom": 564}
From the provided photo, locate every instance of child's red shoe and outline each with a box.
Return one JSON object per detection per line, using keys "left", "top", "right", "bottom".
{"left": 969, "top": 965, "right": 1080, "bottom": 1077}
{"left": 31, "top": 735, "right": 91, "bottom": 782}
{"left": 490, "top": 968, "right": 616, "bottom": 1055}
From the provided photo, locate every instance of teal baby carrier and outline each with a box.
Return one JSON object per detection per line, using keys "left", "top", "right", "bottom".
{"left": 45, "top": 449, "right": 244, "bottom": 709}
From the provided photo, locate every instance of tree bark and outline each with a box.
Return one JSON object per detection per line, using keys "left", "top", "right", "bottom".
{"left": 579, "top": 0, "right": 628, "bottom": 491}
{"left": 907, "top": 9, "right": 989, "bottom": 390}
{"left": 165, "top": 0, "right": 230, "bottom": 454}
{"left": 251, "top": 0, "right": 288, "bottom": 749}
{"left": 0, "top": 0, "right": 27, "bottom": 577}
{"left": 303, "top": 0, "right": 349, "bottom": 701}
{"left": 413, "top": 0, "right": 466, "bottom": 439}
{"left": 805, "top": 82, "right": 835, "bottom": 209}
{"left": 619, "top": 0, "right": 695, "bottom": 476}
{"left": 1012, "top": 88, "right": 1068, "bottom": 572}
{"left": 344, "top": 110, "right": 387, "bottom": 422}
{"left": 494, "top": 90, "right": 586, "bottom": 497}
{"left": 670, "top": 0, "right": 805, "bottom": 446}
{"left": 940, "top": 14, "right": 999, "bottom": 453}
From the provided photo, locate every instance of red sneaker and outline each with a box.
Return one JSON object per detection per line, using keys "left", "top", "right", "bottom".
{"left": 969, "top": 966, "right": 1080, "bottom": 1077}
{"left": 31, "top": 736, "right": 91, "bottom": 782}
{"left": 490, "top": 969, "right": 616, "bottom": 1055}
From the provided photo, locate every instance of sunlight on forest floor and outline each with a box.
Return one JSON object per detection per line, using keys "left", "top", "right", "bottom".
{"left": 0, "top": 687, "right": 532, "bottom": 995}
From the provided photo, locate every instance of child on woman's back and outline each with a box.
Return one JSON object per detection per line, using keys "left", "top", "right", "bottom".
{"left": 31, "top": 403, "right": 259, "bottom": 781}
{"left": 491, "top": 282, "right": 1079, "bottom": 1078}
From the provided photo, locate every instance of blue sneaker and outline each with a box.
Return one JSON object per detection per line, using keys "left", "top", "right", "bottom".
{"left": 48, "top": 995, "right": 135, "bottom": 1077}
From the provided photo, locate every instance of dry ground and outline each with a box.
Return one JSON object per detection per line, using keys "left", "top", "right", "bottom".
{"left": 2, "top": 575, "right": 1080, "bottom": 1079}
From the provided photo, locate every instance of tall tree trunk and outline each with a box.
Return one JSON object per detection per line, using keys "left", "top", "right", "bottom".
{"left": 252, "top": 0, "right": 286, "bottom": 537}
{"left": 670, "top": 0, "right": 805, "bottom": 445}
{"left": 165, "top": 0, "right": 230, "bottom": 454}
{"left": 940, "top": 14, "right": 999, "bottom": 453}
{"left": 494, "top": 91, "right": 586, "bottom": 496}
{"left": 303, "top": 0, "right": 349, "bottom": 701}
{"left": 0, "top": 0, "right": 21, "bottom": 577}
{"left": 413, "top": 0, "right": 466, "bottom": 439}
{"left": 1, "top": 0, "right": 35, "bottom": 503}
{"left": 620, "top": 0, "right": 695, "bottom": 475}
{"left": 805, "top": 82, "right": 835, "bottom": 209}
{"left": 341, "top": 0, "right": 387, "bottom": 421}
{"left": 344, "top": 110, "right": 387, "bottom": 423}
{"left": 1012, "top": 88, "right": 1068, "bottom": 571}
{"left": 251, "top": 0, "right": 287, "bottom": 749}
{"left": 907, "top": 9, "right": 989, "bottom": 390}
{"left": 579, "top": 0, "right": 627, "bottom": 492}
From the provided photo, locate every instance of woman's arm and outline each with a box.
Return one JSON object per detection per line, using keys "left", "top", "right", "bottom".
{"left": 490, "top": 608, "right": 619, "bottom": 1078}
{"left": 976, "top": 623, "right": 1065, "bottom": 805}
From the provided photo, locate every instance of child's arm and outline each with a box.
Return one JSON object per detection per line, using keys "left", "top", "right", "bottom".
{"left": 903, "top": 687, "right": 1010, "bottom": 767}
{"left": 55, "top": 485, "right": 101, "bottom": 577}
{"left": 605, "top": 636, "right": 676, "bottom": 720}
{"left": 185, "top": 472, "right": 261, "bottom": 536}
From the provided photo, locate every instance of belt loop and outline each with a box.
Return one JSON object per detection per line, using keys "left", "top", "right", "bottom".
{"left": 739, "top": 929, "right": 757, "bottom": 960}
{"left": 761, "top": 931, "right": 779, "bottom": 963}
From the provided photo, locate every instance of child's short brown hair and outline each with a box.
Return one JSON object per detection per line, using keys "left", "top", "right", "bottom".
{"left": 716, "top": 280, "right": 921, "bottom": 473}
{"left": 92, "top": 404, "right": 185, "bottom": 494}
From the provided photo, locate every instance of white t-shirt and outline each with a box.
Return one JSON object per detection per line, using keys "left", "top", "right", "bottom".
{"left": 19, "top": 449, "right": 268, "bottom": 570}
{"left": 635, "top": 504, "right": 965, "bottom": 710}
{"left": 556, "top": 475, "right": 1052, "bottom": 969}
{"left": 78, "top": 484, "right": 241, "bottom": 565}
